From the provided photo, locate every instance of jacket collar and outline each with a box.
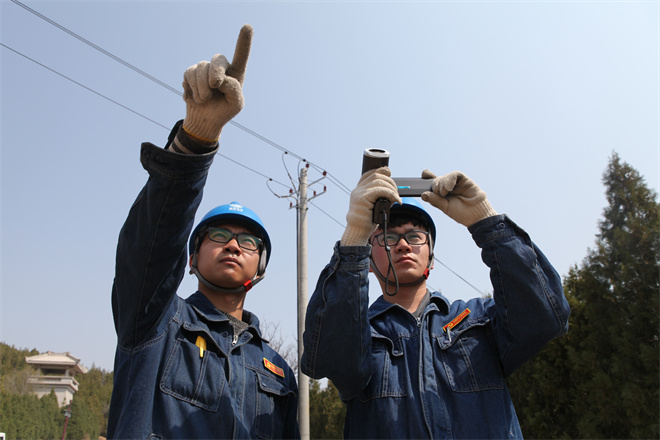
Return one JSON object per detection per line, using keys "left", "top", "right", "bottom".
{"left": 368, "top": 290, "right": 450, "bottom": 320}
{"left": 186, "top": 291, "right": 266, "bottom": 340}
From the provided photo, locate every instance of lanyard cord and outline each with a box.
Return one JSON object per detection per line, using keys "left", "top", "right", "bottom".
{"left": 371, "top": 201, "right": 433, "bottom": 295}
{"left": 383, "top": 242, "right": 399, "bottom": 296}
{"left": 373, "top": 200, "right": 399, "bottom": 296}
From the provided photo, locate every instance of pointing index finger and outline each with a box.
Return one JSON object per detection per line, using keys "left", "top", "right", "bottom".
{"left": 227, "top": 24, "right": 253, "bottom": 85}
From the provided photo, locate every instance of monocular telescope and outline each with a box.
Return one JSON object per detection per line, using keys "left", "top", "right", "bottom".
{"left": 361, "top": 148, "right": 433, "bottom": 197}
{"left": 361, "top": 148, "right": 433, "bottom": 226}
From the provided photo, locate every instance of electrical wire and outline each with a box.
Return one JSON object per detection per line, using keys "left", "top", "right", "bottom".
{"left": 308, "top": 200, "right": 345, "bottom": 228}
{"left": 10, "top": 0, "right": 352, "bottom": 196}
{"left": 433, "top": 257, "right": 485, "bottom": 296}
{"left": 10, "top": 0, "right": 181, "bottom": 96}
{"left": 3, "top": 3, "right": 488, "bottom": 295}
{"left": 0, "top": 43, "right": 170, "bottom": 130}
{"left": 216, "top": 153, "right": 290, "bottom": 189}
{"left": 0, "top": 42, "right": 287, "bottom": 195}
{"left": 1, "top": 40, "right": 486, "bottom": 297}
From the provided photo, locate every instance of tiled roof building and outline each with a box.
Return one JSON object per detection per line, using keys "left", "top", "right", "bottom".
{"left": 25, "top": 351, "right": 88, "bottom": 407}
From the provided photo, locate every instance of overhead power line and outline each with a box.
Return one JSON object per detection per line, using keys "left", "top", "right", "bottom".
{"left": 0, "top": 42, "right": 170, "bottom": 130}
{"left": 308, "top": 200, "right": 345, "bottom": 228}
{"left": 10, "top": 0, "right": 181, "bottom": 96}
{"left": 433, "top": 258, "right": 486, "bottom": 296}
{"left": 217, "top": 153, "right": 290, "bottom": 189}
{"left": 4, "top": 3, "right": 488, "bottom": 295}
{"left": 10, "top": 0, "right": 352, "bottom": 196}
{"left": 0, "top": 41, "right": 287, "bottom": 191}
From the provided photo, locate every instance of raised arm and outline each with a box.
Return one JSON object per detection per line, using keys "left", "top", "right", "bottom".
{"left": 422, "top": 168, "right": 569, "bottom": 374}
{"left": 112, "top": 25, "right": 253, "bottom": 349}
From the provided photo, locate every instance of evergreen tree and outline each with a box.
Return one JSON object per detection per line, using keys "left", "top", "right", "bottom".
{"left": 0, "top": 343, "right": 115, "bottom": 439}
{"left": 64, "top": 396, "right": 99, "bottom": 440}
{"left": 0, "top": 343, "right": 39, "bottom": 394}
{"left": 73, "top": 366, "right": 114, "bottom": 438}
{"left": 0, "top": 390, "right": 60, "bottom": 439}
{"left": 309, "top": 379, "right": 346, "bottom": 439}
{"left": 508, "top": 152, "right": 659, "bottom": 438}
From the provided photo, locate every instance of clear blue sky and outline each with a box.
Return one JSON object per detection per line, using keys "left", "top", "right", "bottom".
{"left": 2, "top": 0, "right": 658, "bottom": 372}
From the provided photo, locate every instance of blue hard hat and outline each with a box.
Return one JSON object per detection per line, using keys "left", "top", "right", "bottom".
{"left": 389, "top": 197, "right": 436, "bottom": 248}
{"left": 189, "top": 202, "right": 271, "bottom": 268}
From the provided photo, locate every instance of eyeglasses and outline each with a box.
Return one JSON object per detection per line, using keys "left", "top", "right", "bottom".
{"left": 207, "top": 227, "right": 262, "bottom": 251}
{"left": 373, "top": 230, "right": 430, "bottom": 247}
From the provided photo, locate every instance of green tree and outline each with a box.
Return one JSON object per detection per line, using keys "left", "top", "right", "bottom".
{"left": 508, "top": 152, "right": 659, "bottom": 438}
{"left": 309, "top": 379, "right": 346, "bottom": 439}
{"left": 73, "top": 366, "right": 114, "bottom": 438}
{"left": 0, "top": 343, "right": 39, "bottom": 394}
{"left": 0, "top": 390, "right": 60, "bottom": 439}
{"left": 0, "top": 344, "right": 61, "bottom": 439}
{"left": 0, "top": 343, "right": 115, "bottom": 439}
{"left": 0, "top": 343, "right": 39, "bottom": 370}
{"left": 63, "top": 396, "right": 99, "bottom": 440}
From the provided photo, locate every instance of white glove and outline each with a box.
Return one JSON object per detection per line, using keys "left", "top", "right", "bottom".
{"left": 421, "top": 170, "right": 497, "bottom": 227}
{"left": 341, "top": 168, "right": 402, "bottom": 246}
{"left": 182, "top": 24, "right": 253, "bottom": 143}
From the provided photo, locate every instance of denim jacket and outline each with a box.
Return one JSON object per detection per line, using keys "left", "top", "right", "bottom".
{"left": 108, "top": 138, "right": 299, "bottom": 439}
{"left": 301, "top": 215, "right": 570, "bottom": 439}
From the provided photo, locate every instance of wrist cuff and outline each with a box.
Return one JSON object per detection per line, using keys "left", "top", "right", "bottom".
{"left": 168, "top": 123, "right": 218, "bottom": 155}
{"left": 341, "top": 224, "right": 376, "bottom": 246}
{"left": 465, "top": 202, "right": 498, "bottom": 227}
{"left": 181, "top": 124, "right": 220, "bottom": 144}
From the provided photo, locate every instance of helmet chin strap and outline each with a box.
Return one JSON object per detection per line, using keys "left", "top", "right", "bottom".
{"left": 190, "top": 265, "right": 265, "bottom": 294}
{"left": 189, "top": 248, "right": 266, "bottom": 294}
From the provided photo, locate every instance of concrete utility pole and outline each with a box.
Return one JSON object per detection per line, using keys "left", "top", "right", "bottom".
{"left": 296, "top": 166, "right": 310, "bottom": 440}
{"left": 293, "top": 164, "right": 326, "bottom": 440}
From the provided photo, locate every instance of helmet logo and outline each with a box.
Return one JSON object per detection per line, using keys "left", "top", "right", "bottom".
{"left": 228, "top": 203, "right": 244, "bottom": 212}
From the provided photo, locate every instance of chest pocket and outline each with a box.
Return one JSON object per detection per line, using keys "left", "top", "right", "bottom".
{"left": 160, "top": 327, "right": 227, "bottom": 411}
{"left": 358, "top": 335, "right": 408, "bottom": 402}
{"left": 435, "top": 320, "right": 505, "bottom": 392}
{"left": 252, "top": 368, "right": 295, "bottom": 439}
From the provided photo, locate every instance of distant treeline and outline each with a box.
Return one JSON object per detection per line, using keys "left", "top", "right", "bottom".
{"left": 0, "top": 342, "right": 113, "bottom": 439}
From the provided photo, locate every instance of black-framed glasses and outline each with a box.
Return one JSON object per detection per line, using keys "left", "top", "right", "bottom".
{"left": 373, "top": 230, "right": 429, "bottom": 247}
{"left": 207, "top": 227, "right": 262, "bottom": 251}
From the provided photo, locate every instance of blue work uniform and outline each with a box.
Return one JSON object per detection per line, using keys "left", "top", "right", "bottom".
{"left": 302, "top": 215, "right": 570, "bottom": 439}
{"left": 108, "top": 128, "right": 299, "bottom": 439}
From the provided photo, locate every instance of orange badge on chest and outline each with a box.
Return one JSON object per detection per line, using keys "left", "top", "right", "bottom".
{"left": 443, "top": 308, "right": 471, "bottom": 332}
{"left": 263, "top": 357, "right": 285, "bottom": 378}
